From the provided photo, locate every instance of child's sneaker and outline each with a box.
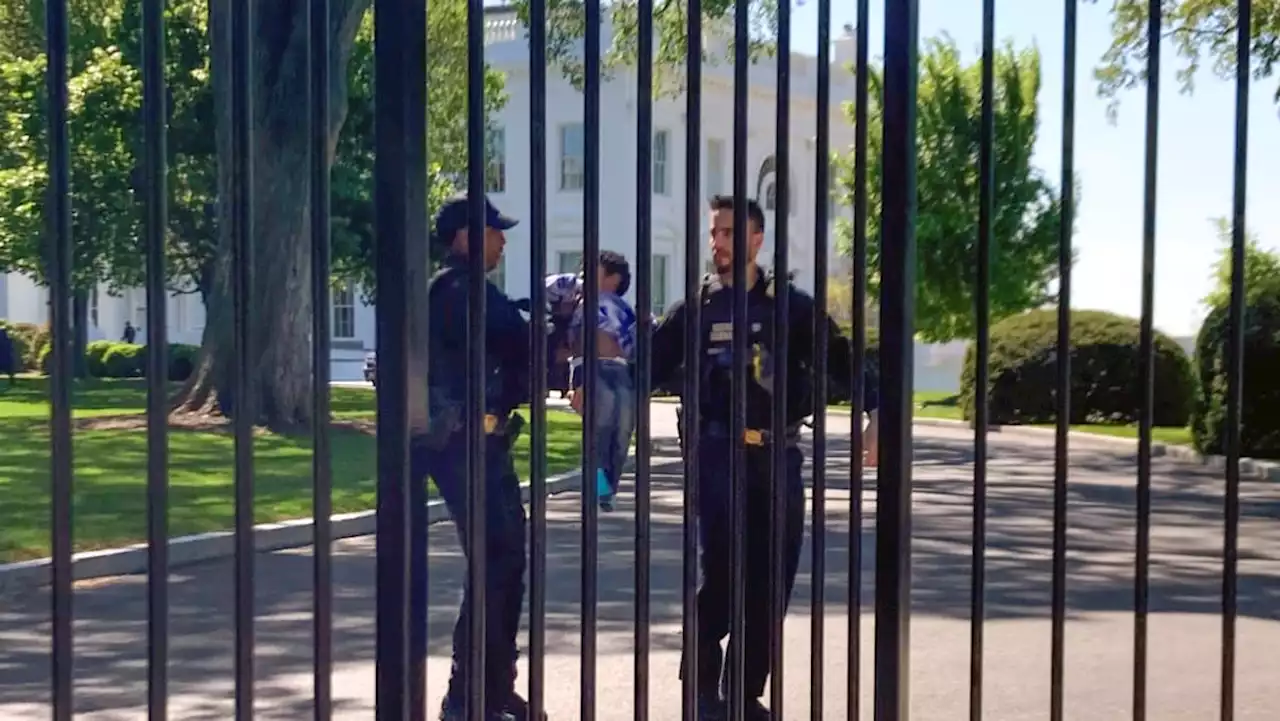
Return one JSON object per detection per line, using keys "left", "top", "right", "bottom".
{"left": 596, "top": 468, "right": 616, "bottom": 512}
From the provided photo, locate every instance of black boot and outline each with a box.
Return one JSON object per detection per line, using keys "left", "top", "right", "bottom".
{"left": 742, "top": 698, "right": 772, "bottom": 721}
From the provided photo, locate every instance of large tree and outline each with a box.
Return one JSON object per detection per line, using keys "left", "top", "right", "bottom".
{"left": 833, "top": 37, "right": 1070, "bottom": 343}
{"left": 177, "top": 1, "right": 505, "bottom": 425}
{"left": 1094, "top": 0, "right": 1279, "bottom": 115}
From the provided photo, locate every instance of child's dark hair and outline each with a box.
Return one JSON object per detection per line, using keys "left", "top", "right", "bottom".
{"left": 585, "top": 250, "right": 632, "bottom": 296}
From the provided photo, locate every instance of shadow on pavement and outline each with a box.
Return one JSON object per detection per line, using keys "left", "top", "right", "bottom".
{"left": 0, "top": 428, "right": 1276, "bottom": 716}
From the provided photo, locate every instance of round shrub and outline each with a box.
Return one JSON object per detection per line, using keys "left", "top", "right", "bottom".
{"left": 166, "top": 343, "right": 200, "bottom": 381}
{"left": 960, "top": 309, "right": 1195, "bottom": 427}
{"left": 1191, "top": 290, "right": 1280, "bottom": 459}
{"left": 85, "top": 340, "right": 115, "bottom": 377}
{"left": 101, "top": 343, "right": 144, "bottom": 378}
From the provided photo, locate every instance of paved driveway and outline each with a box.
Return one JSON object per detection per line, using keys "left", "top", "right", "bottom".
{"left": 1, "top": 408, "right": 1278, "bottom": 719}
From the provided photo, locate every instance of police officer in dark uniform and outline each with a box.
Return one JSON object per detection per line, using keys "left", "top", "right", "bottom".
{"left": 411, "top": 193, "right": 542, "bottom": 721}
{"left": 648, "top": 195, "right": 880, "bottom": 720}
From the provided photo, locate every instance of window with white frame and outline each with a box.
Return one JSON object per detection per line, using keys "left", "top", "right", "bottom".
{"left": 706, "top": 138, "right": 725, "bottom": 196}
{"left": 559, "top": 124, "right": 584, "bottom": 190}
{"left": 485, "top": 126, "right": 506, "bottom": 193}
{"left": 487, "top": 255, "right": 506, "bottom": 291}
{"left": 651, "top": 254, "right": 669, "bottom": 316}
{"left": 332, "top": 283, "right": 356, "bottom": 339}
{"left": 653, "top": 130, "right": 670, "bottom": 195}
{"left": 557, "top": 250, "right": 583, "bottom": 275}
{"left": 90, "top": 287, "right": 99, "bottom": 328}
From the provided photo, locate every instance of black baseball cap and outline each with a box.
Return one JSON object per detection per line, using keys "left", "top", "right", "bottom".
{"left": 431, "top": 193, "right": 518, "bottom": 246}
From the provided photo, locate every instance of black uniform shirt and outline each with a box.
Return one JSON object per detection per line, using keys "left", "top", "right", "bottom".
{"left": 650, "top": 266, "right": 879, "bottom": 428}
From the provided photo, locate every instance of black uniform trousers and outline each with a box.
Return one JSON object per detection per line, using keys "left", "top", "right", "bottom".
{"left": 681, "top": 424, "right": 807, "bottom": 700}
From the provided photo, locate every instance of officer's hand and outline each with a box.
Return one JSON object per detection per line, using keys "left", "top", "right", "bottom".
{"left": 569, "top": 389, "right": 584, "bottom": 415}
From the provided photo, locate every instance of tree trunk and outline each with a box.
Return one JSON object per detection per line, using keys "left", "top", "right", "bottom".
{"left": 72, "top": 290, "right": 88, "bottom": 378}
{"left": 173, "top": 0, "right": 367, "bottom": 429}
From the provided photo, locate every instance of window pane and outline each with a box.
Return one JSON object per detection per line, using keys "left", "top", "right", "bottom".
{"left": 486, "top": 127, "right": 506, "bottom": 193}
{"left": 558, "top": 251, "right": 582, "bottom": 275}
{"left": 560, "top": 124, "right": 584, "bottom": 190}
{"left": 651, "top": 254, "right": 668, "bottom": 316}
{"left": 706, "top": 139, "right": 724, "bottom": 195}
{"left": 332, "top": 283, "right": 356, "bottom": 339}
{"left": 653, "top": 130, "right": 668, "bottom": 195}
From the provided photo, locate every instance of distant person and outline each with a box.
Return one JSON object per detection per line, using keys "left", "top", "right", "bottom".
{"left": 122, "top": 321, "right": 136, "bottom": 344}
{"left": 0, "top": 325, "right": 16, "bottom": 389}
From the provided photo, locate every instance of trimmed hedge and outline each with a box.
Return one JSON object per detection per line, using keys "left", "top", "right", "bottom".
{"left": 960, "top": 309, "right": 1195, "bottom": 427}
{"left": 0, "top": 320, "right": 46, "bottom": 371}
{"left": 1191, "top": 290, "right": 1280, "bottom": 459}
{"left": 40, "top": 341, "right": 200, "bottom": 380}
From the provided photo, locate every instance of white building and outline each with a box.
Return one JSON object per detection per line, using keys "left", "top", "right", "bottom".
{"left": 0, "top": 10, "right": 857, "bottom": 381}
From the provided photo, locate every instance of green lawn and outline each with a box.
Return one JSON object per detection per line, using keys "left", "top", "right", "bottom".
{"left": 905, "top": 391, "right": 1194, "bottom": 446}
{"left": 0, "top": 378, "right": 583, "bottom": 562}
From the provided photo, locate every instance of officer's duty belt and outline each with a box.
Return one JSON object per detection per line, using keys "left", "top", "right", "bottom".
{"left": 702, "top": 420, "right": 800, "bottom": 447}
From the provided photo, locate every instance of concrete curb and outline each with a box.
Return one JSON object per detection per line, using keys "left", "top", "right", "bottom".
{"left": 905, "top": 416, "right": 1280, "bottom": 482}
{"left": 0, "top": 467, "right": 588, "bottom": 595}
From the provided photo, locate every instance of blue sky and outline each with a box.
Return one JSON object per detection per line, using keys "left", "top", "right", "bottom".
{"left": 791, "top": 0, "right": 1280, "bottom": 338}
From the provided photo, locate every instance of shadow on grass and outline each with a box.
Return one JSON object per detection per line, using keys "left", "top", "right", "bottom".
{"left": 0, "top": 408, "right": 583, "bottom": 561}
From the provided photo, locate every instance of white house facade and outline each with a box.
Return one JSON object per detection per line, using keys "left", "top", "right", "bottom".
{"left": 0, "top": 10, "right": 857, "bottom": 382}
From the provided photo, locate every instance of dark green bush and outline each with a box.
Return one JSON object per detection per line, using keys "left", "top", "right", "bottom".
{"left": 1191, "top": 290, "right": 1280, "bottom": 459}
{"left": 101, "top": 343, "right": 145, "bottom": 378}
{"left": 960, "top": 309, "right": 1195, "bottom": 427}
{"left": 165, "top": 343, "right": 200, "bottom": 381}
{"left": 85, "top": 340, "right": 115, "bottom": 377}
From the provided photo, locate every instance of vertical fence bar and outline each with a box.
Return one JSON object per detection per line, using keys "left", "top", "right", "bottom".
{"left": 230, "top": 0, "right": 257, "bottom": 714}
{"left": 969, "top": 2, "right": 995, "bottom": 719}
{"left": 729, "top": 0, "right": 750, "bottom": 717}
{"left": 873, "top": 0, "right": 917, "bottom": 718}
{"left": 634, "top": 0, "right": 654, "bottom": 718}
{"left": 44, "top": 0, "right": 73, "bottom": 713}
{"left": 465, "top": 0, "right": 489, "bottom": 717}
{"left": 580, "top": 0, "right": 602, "bottom": 716}
{"left": 307, "top": 0, "right": 334, "bottom": 715}
{"left": 1221, "top": 2, "right": 1251, "bottom": 718}
{"left": 810, "top": 0, "right": 832, "bottom": 716}
{"left": 769, "top": 0, "right": 792, "bottom": 716}
{"left": 681, "top": 2, "right": 703, "bottom": 718}
{"left": 142, "top": 0, "right": 171, "bottom": 715}
{"left": 373, "top": 0, "right": 413, "bottom": 710}
{"left": 1134, "top": 2, "right": 1161, "bottom": 718}
{"left": 527, "top": 0, "right": 549, "bottom": 717}
{"left": 1050, "top": 1, "right": 1076, "bottom": 719}
{"left": 847, "top": 3, "right": 869, "bottom": 718}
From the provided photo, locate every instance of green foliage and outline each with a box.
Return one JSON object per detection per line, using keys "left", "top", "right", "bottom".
{"left": 510, "top": 0, "right": 779, "bottom": 96}
{"left": 0, "top": 0, "right": 505, "bottom": 305}
{"left": 0, "top": 319, "right": 40, "bottom": 369}
{"left": 1200, "top": 218, "right": 1280, "bottom": 310}
{"left": 0, "top": 0, "right": 215, "bottom": 294}
{"left": 960, "top": 309, "right": 1195, "bottom": 427}
{"left": 1094, "top": 0, "right": 1280, "bottom": 115}
{"left": 834, "top": 36, "right": 1071, "bottom": 343}
{"left": 61, "top": 340, "right": 199, "bottom": 379}
{"left": 321, "top": 5, "right": 508, "bottom": 303}
{"left": 1192, "top": 271, "right": 1280, "bottom": 460}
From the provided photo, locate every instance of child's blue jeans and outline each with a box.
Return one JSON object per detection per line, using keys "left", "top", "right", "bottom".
{"left": 589, "top": 359, "right": 635, "bottom": 501}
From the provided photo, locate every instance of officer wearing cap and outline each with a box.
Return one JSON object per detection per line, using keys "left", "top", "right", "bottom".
{"left": 645, "top": 195, "right": 880, "bottom": 720}
{"left": 411, "top": 193, "right": 540, "bottom": 721}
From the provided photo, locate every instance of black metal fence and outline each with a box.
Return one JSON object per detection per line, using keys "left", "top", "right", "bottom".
{"left": 33, "top": 0, "right": 1254, "bottom": 719}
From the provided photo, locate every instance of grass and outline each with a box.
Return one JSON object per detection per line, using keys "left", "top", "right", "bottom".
{"left": 905, "top": 391, "right": 1194, "bottom": 446}
{"left": 0, "top": 377, "right": 583, "bottom": 562}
